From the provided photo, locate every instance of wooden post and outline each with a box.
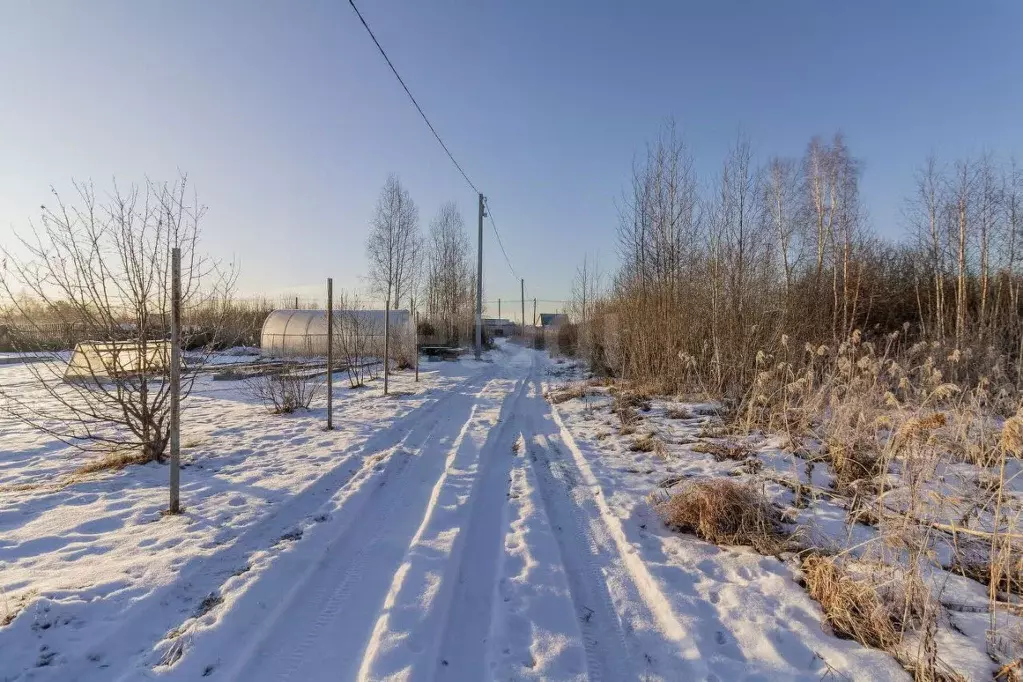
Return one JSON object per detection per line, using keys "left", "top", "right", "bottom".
{"left": 295, "top": 296, "right": 299, "bottom": 309}
{"left": 532, "top": 298, "right": 537, "bottom": 346}
{"left": 169, "top": 247, "right": 181, "bottom": 514}
{"left": 520, "top": 279, "right": 525, "bottom": 338}
{"left": 414, "top": 310, "right": 420, "bottom": 382}
{"left": 475, "top": 192, "right": 484, "bottom": 360}
{"left": 326, "top": 277, "right": 333, "bottom": 430}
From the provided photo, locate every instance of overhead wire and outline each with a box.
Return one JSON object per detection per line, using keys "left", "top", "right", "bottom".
{"left": 347, "top": 0, "right": 479, "bottom": 195}
{"left": 347, "top": 0, "right": 520, "bottom": 283}
{"left": 484, "top": 201, "right": 518, "bottom": 280}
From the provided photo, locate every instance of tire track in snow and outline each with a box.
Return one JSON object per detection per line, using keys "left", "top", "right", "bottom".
{"left": 525, "top": 375, "right": 706, "bottom": 681}
{"left": 400, "top": 354, "right": 534, "bottom": 682}
{"left": 44, "top": 366, "right": 491, "bottom": 682}
{"left": 216, "top": 371, "right": 508, "bottom": 681}
{"left": 525, "top": 400, "right": 634, "bottom": 682}
{"left": 482, "top": 389, "right": 589, "bottom": 681}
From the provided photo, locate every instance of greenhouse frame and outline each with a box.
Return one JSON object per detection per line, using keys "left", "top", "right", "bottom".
{"left": 259, "top": 309, "right": 411, "bottom": 358}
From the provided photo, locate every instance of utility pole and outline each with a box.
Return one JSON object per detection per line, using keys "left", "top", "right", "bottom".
{"left": 326, "top": 277, "right": 333, "bottom": 430}
{"left": 533, "top": 298, "right": 537, "bottom": 327}
{"left": 498, "top": 299, "right": 501, "bottom": 319}
{"left": 475, "top": 192, "right": 484, "bottom": 359}
{"left": 414, "top": 310, "right": 420, "bottom": 382}
{"left": 520, "top": 279, "right": 525, "bottom": 338}
{"left": 168, "top": 247, "right": 181, "bottom": 514}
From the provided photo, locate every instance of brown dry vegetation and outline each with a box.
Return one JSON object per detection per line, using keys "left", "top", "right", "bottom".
{"left": 73, "top": 451, "right": 155, "bottom": 476}
{"left": 550, "top": 123, "right": 1023, "bottom": 676}
{"left": 690, "top": 440, "right": 752, "bottom": 462}
{"left": 654, "top": 479, "right": 789, "bottom": 554}
{"left": 547, "top": 384, "right": 590, "bottom": 404}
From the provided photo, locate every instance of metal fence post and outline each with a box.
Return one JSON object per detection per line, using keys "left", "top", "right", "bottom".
{"left": 326, "top": 278, "right": 333, "bottom": 430}
{"left": 169, "top": 247, "right": 181, "bottom": 514}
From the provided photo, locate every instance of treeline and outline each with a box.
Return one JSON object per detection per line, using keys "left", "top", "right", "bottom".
{"left": 576, "top": 122, "right": 1023, "bottom": 397}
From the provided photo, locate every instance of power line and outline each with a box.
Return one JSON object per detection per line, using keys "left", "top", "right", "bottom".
{"left": 347, "top": 0, "right": 479, "bottom": 195}
{"left": 485, "top": 201, "right": 518, "bottom": 280}
{"left": 347, "top": 1, "right": 520, "bottom": 286}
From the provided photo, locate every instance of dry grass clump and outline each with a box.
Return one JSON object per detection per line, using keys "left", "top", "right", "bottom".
{"left": 74, "top": 450, "right": 154, "bottom": 476}
{"left": 611, "top": 386, "right": 653, "bottom": 412}
{"left": 996, "top": 659, "right": 1023, "bottom": 682}
{"left": 547, "top": 384, "right": 589, "bottom": 404}
{"left": 802, "top": 554, "right": 964, "bottom": 682}
{"left": 655, "top": 479, "right": 788, "bottom": 554}
{"left": 802, "top": 554, "right": 903, "bottom": 650}
{"left": 824, "top": 436, "right": 885, "bottom": 495}
{"left": 629, "top": 433, "right": 657, "bottom": 452}
{"left": 954, "top": 555, "right": 1023, "bottom": 598}
{"left": 665, "top": 406, "right": 693, "bottom": 420}
{"left": 691, "top": 440, "right": 752, "bottom": 462}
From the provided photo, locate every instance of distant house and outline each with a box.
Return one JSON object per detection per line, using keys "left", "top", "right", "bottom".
{"left": 483, "top": 318, "right": 516, "bottom": 337}
{"left": 538, "top": 313, "right": 569, "bottom": 329}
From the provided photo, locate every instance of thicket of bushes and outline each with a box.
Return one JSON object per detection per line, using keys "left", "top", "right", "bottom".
{"left": 570, "top": 124, "right": 1023, "bottom": 405}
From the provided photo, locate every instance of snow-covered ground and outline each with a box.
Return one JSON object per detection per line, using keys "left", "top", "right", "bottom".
{"left": 0, "top": 343, "right": 974, "bottom": 680}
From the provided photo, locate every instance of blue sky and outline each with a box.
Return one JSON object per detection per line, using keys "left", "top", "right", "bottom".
{"left": 2, "top": 1, "right": 1021, "bottom": 312}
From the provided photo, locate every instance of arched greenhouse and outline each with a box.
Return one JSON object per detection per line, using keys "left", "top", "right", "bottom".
{"left": 260, "top": 309, "right": 411, "bottom": 358}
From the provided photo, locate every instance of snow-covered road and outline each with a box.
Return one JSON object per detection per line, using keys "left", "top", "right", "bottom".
{"left": 3, "top": 343, "right": 913, "bottom": 681}
{"left": 160, "top": 345, "right": 702, "bottom": 681}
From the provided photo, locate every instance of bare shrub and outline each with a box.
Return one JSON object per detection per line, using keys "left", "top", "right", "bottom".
{"left": 334, "top": 291, "right": 380, "bottom": 389}
{"left": 0, "top": 175, "right": 234, "bottom": 463}
{"left": 655, "top": 479, "right": 788, "bottom": 553}
{"left": 247, "top": 370, "right": 322, "bottom": 414}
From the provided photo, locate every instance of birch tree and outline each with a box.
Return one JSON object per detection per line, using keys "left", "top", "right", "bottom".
{"left": 425, "top": 202, "right": 473, "bottom": 345}
{"left": 366, "top": 175, "right": 421, "bottom": 391}
{"left": 367, "top": 175, "right": 421, "bottom": 311}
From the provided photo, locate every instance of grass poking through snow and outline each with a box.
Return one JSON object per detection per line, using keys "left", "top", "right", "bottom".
{"left": 654, "top": 478, "right": 789, "bottom": 554}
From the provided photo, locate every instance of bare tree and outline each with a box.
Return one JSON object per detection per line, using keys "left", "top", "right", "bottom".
{"left": 367, "top": 175, "right": 422, "bottom": 311}
{"left": 425, "top": 202, "right": 474, "bottom": 345}
{"left": 366, "top": 175, "right": 421, "bottom": 393}
{"left": 571, "top": 253, "right": 603, "bottom": 364}
{"left": 950, "top": 158, "right": 978, "bottom": 348}
{"left": 905, "top": 156, "right": 948, "bottom": 338}
{"left": 333, "top": 290, "right": 370, "bottom": 388}
{"left": 0, "top": 175, "right": 233, "bottom": 463}
{"left": 764, "top": 156, "right": 803, "bottom": 318}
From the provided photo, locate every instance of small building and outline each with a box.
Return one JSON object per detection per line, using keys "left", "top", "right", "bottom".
{"left": 538, "top": 313, "right": 569, "bottom": 329}
{"left": 483, "top": 318, "right": 516, "bottom": 337}
{"left": 260, "top": 309, "right": 410, "bottom": 358}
